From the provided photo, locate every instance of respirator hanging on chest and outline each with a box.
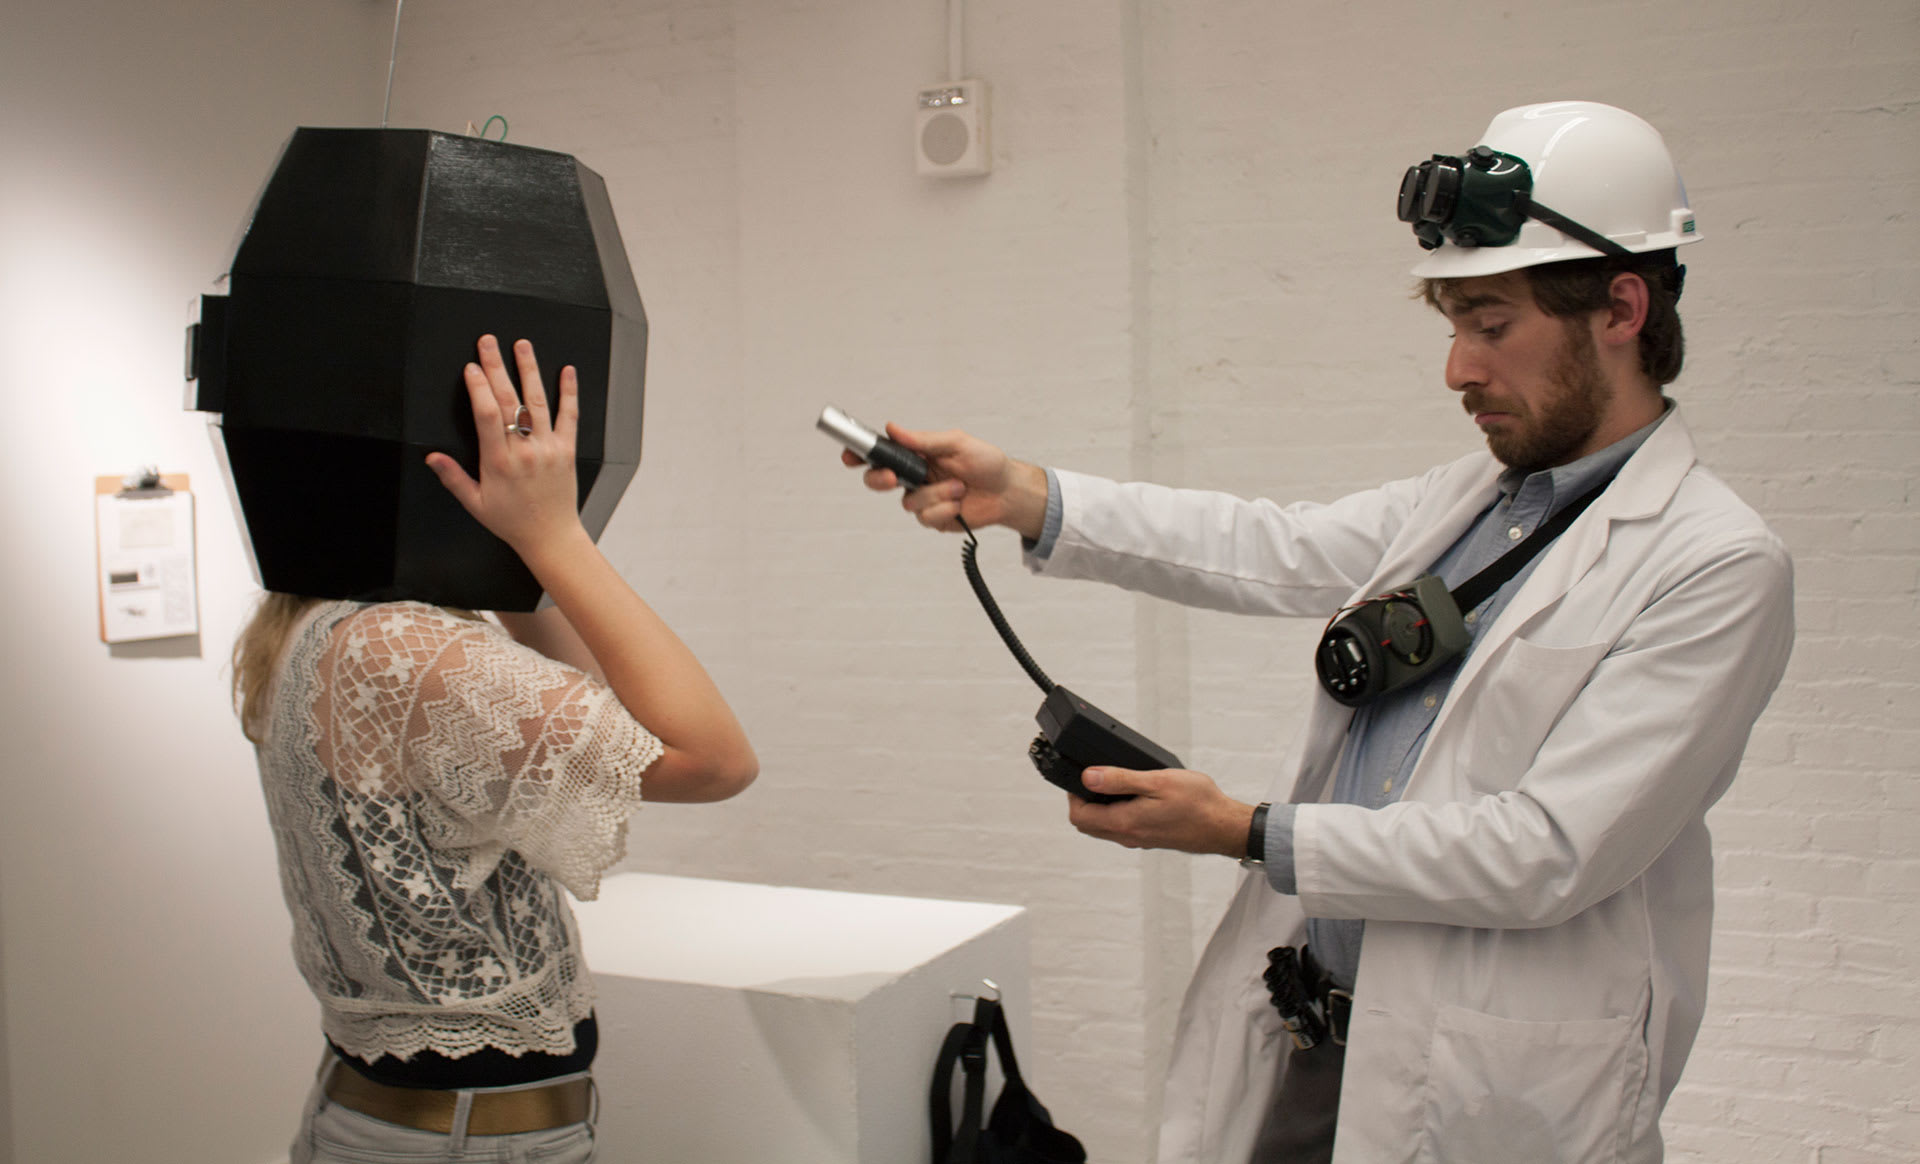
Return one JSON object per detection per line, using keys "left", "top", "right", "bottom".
{"left": 1314, "top": 574, "right": 1472, "bottom": 707}
{"left": 1313, "top": 473, "right": 1618, "bottom": 708}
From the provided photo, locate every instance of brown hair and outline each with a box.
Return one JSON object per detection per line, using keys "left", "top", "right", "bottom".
{"left": 1422, "top": 250, "right": 1688, "bottom": 386}
{"left": 232, "top": 592, "right": 323, "bottom": 744}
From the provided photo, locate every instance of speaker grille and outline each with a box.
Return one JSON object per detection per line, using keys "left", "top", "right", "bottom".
{"left": 920, "top": 113, "right": 971, "bottom": 166}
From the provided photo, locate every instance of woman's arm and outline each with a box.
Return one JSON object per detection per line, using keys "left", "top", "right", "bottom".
{"left": 427, "top": 335, "right": 757, "bottom": 803}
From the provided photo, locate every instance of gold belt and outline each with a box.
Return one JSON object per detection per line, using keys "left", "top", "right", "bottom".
{"left": 324, "top": 1063, "right": 592, "bottom": 1135}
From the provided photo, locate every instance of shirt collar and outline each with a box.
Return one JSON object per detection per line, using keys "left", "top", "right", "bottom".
{"left": 1496, "top": 399, "right": 1673, "bottom": 506}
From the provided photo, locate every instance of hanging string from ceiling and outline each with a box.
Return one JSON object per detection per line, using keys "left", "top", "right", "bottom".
{"left": 381, "top": 0, "right": 405, "bottom": 128}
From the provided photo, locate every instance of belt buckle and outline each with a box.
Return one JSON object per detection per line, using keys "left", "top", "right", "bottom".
{"left": 1326, "top": 989, "right": 1354, "bottom": 1047}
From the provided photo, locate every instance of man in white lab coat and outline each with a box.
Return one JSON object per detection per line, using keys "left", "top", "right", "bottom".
{"left": 849, "top": 102, "right": 1793, "bottom": 1162}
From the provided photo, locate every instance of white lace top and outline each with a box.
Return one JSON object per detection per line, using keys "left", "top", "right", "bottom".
{"left": 256, "top": 600, "right": 661, "bottom": 1063}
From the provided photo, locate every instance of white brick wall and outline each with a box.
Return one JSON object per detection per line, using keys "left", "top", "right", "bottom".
{"left": 2, "top": 0, "right": 1912, "bottom": 1160}
{"left": 382, "top": 0, "right": 1918, "bottom": 1159}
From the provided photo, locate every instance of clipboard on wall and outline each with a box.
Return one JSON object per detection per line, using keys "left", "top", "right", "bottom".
{"left": 95, "top": 472, "right": 199, "bottom": 643}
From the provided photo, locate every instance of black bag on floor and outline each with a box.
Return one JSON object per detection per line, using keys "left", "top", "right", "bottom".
{"left": 931, "top": 995, "right": 1087, "bottom": 1164}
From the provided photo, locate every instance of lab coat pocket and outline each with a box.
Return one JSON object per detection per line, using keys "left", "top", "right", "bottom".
{"left": 1456, "top": 636, "right": 1610, "bottom": 790}
{"left": 1415, "top": 1004, "right": 1642, "bottom": 1164}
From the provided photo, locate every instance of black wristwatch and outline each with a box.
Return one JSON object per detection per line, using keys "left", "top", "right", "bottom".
{"left": 1242, "top": 802, "right": 1271, "bottom": 866}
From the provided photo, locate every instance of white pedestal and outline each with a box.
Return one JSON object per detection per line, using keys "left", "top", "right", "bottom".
{"left": 571, "top": 872, "right": 1028, "bottom": 1163}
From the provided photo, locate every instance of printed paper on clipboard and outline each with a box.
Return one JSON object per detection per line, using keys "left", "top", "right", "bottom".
{"left": 95, "top": 474, "right": 198, "bottom": 643}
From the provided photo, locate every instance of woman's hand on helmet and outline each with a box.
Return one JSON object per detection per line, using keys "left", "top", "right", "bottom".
{"left": 426, "top": 335, "right": 584, "bottom": 562}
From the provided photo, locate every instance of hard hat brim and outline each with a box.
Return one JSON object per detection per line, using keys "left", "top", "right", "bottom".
{"left": 1410, "top": 229, "right": 1701, "bottom": 280}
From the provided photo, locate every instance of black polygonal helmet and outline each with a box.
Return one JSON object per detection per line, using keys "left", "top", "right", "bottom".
{"left": 188, "top": 128, "right": 647, "bottom": 611}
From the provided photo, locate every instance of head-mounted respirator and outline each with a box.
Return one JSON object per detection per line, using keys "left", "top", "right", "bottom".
{"left": 1397, "top": 145, "right": 1629, "bottom": 259}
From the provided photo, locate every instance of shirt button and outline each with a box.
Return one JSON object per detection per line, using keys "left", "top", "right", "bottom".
{"left": 1424, "top": 695, "right": 1437, "bottom": 708}
{"left": 1464, "top": 611, "right": 1478, "bottom": 624}
{"left": 1381, "top": 780, "right": 1393, "bottom": 794}
{"left": 1508, "top": 525, "right": 1525, "bottom": 541}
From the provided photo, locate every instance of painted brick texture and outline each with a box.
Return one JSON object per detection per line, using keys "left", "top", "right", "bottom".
{"left": 380, "top": 1, "right": 1918, "bottom": 1159}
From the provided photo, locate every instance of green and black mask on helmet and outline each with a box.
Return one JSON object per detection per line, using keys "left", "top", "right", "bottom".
{"left": 1397, "top": 145, "right": 1629, "bottom": 258}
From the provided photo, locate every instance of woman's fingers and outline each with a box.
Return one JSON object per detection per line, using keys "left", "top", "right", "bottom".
{"left": 513, "top": 338, "right": 553, "bottom": 435}
{"left": 477, "top": 335, "right": 521, "bottom": 416}
{"left": 470, "top": 336, "right": 570, "bottom": 445}
{"left": 424, "top": 451, "right": 481, "bottom": 515}
{"left": 474, "top": 335, "right": 544, "bottom": 454}
{"left": 464, "top": 356, "right": 510, "bottom": 458}
{"left": 553, "top": 364, "right": 579, "bottom": 443}
{"left": 431, "top": 336, "right": 585, "bottom": 554}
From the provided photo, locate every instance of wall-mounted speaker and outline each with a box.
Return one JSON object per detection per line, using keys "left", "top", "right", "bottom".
{"left": 916, "top": 79, "right": 990, "bottom": 177}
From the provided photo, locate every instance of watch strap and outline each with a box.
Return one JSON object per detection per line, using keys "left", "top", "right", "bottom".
{"left": 1245, "top": 802, "right": 1271, "bottom": 864}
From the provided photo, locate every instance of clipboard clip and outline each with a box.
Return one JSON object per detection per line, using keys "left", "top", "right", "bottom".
{"left": 119, "top": 466, "right": 173, "bottom": 497}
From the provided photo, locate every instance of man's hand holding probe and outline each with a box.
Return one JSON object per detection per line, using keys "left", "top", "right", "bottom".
{"left": 844, "top": 422, "right": 1262, "bottom": 861}
{"left": 841, "top": 422, "right": 1049, "bottom": 539}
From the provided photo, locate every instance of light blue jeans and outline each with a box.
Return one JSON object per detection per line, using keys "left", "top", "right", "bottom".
{"left": 290, "top": 1058, "right": 598, "bottom": 1164}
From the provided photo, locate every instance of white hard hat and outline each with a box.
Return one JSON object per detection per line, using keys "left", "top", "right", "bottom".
{"left": 1405, "top": 101, "right": 1701, "bottom": 279}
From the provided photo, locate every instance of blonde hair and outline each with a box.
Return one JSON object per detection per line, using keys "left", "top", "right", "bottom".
{"left": 232, "top": 592, "right": 322, "bottom": 744}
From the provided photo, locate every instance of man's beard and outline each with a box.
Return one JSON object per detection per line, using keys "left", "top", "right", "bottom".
{"left": 1466, "top": 321, "right": 1610, "bottom": 473}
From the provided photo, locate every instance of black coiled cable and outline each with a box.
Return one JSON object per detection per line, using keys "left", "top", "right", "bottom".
{"left": 957, "top": 517, "right": 1054, "bottom": 695}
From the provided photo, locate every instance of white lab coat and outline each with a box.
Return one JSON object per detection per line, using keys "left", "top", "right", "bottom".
{"left": 1031, "top": 409, "right": 1794, "bottom": 1163}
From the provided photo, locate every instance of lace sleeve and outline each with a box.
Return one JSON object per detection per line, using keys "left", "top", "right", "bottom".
{"left": 318, "top": 603, "right": 662, "bottom": 900}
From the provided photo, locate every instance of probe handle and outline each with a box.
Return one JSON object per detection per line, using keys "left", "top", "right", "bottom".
{"left": 865, "top": 437, "right": 929, "bottom": 488}
{"left": 818, "top": 405, "right": 930, "bottom": 487}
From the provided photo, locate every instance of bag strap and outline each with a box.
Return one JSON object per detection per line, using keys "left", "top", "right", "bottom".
{"left": 1449, "top": 473, "right": 1616, "bottom": 615}
{"left": 977, "top": 997, "right": 1026, "bottom": 1093}
{"left": 931, "top": 1014, "right": 989, "bottom": 1164}
{"left": 933, "top": 996, "right": 1088, "bottom": 1164}
{"left": 978, "top": 997, "right": 1088, "bottom": 1164}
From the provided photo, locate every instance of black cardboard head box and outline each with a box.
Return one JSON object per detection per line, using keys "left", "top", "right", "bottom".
{"left": 189, "top": 127, "right": 646, "bottom": 611}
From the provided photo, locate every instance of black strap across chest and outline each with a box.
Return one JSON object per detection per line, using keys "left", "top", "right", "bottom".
{"left": 1448, "top": 474, "right": 1616, "bottom": 616}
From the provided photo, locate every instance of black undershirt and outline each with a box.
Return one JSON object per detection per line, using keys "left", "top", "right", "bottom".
{"left": 331, "top": 1014, "right": 597, "bottom": 1090}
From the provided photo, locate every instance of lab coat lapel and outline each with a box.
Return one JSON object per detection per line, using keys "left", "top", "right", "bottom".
{"left": 1423, "top": 409, "right": 1700, "bottom": 762}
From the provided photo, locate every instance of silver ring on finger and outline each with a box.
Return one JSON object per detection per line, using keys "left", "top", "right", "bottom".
{"left": 507, "top": 404, "right": 533, "bottom": 437}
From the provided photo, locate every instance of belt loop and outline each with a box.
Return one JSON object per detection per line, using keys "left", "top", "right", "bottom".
{"left": 448, "top": 1089, "right": 475, "bottom": 1154}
